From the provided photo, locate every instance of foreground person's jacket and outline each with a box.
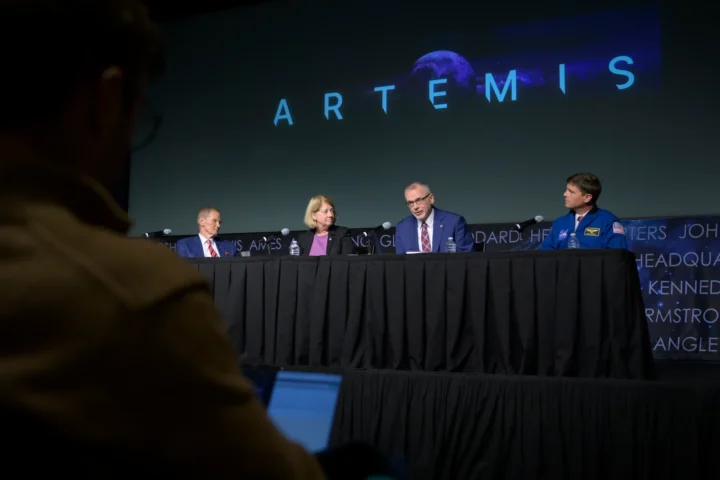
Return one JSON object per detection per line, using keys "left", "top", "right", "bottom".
{"left": 0, "top": 163, "right": 325, "bottom": 478}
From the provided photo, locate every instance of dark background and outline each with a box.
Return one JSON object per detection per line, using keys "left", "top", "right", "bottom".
{"left": 145, "top": 0, "right": 271, "bottom": 22}
{"left": 126, "top": 0, "right": 719, "bottom": 234}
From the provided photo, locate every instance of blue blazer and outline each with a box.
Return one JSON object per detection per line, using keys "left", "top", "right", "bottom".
{"left": 394, "top": 207, "right": 475, "bottom": 254}
{"left": 175, "top": 236, "right": 238, "bottom": 258}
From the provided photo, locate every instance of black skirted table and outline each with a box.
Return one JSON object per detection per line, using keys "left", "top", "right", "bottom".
{"left": 189, "top": 250, "right": 655, "bottom": 379}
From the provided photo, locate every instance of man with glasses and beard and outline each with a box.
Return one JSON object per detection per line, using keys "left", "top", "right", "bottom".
{"left": 395, "top": 182, "right": 475, "bottom": 254}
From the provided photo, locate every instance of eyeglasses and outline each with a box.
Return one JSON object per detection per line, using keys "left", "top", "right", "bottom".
{"left": 406, "top": 193, "right": 431, "bottom": 207}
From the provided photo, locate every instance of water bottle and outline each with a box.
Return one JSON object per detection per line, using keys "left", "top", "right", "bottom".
{"left": 567, "top": 233, "right": 579, "bottom": 249}
{"left": 445, "top": 236, "right": 456, "bottom": 253}
{"left": 289, "top": 239, "right": 300, "bottom": 256}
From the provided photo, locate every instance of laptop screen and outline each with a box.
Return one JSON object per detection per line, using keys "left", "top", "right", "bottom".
{"left": 266, "top": 371, "right": 343, "bottom": 452}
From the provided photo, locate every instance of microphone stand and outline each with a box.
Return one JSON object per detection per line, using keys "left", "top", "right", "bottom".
{"left": 264, "top": 235, "right": 274, "bottom": 255}
{"left": 363, "top": 230, "right": 379, "bottom": 255}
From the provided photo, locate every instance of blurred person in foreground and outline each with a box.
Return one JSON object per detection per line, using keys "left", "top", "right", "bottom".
{"left": 539, "top": 173, "right": 628, "bottom": 250}
{"left": 297, "top": 195, "right": 354, "bottom": 256}
{"left": 176, "top": 206, "right": 237, "bottom": 257}
{"left": 0, "top": 1, "right": 326, "bottom": 477}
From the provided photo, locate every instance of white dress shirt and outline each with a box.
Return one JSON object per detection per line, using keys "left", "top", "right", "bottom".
{"left": 574, "top": 213, "right": 586, "bottom": 232}
{"left": 199, "top": 234, "right": 220, "bottom": 257}
{"left": 416, "top": 209, "right": 435, "bottom": 252}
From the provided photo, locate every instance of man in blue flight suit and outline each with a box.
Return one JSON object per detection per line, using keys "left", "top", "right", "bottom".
{"left": 539, "top": 173, "right": 628, "bottom": 250}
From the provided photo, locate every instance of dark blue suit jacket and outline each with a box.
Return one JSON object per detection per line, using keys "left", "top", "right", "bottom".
{"left": 394, "top": 207, "right": 475, "bottom": 254}
{"left": 175, "top": 235, "right": 238, "bottom": 258}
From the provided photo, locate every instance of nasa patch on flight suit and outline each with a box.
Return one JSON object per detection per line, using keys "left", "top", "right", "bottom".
{"left": 584, "top": 227, "right": 600, "bottom": 237}
{"left": 558, "top": 229, "right": 568, "bottom": 240}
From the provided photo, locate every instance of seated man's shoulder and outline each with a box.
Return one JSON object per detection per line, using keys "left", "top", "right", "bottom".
{"left": 552, "top": 213, "right": 571, "bottom": 226}
{"left": 396, "top": 215, "right": 414, "bottom": 228}
{"left": 598, "top": 208, "right": 621, "bottom": 221}
{"left": 99, "top": 233, "right": 204, "bottom": 277}
{"left": 437, "top": 208, "right": 464, "bottom": 221}
{"left": 34, "top": 221, "right": 209, "bottom": 311}
{"left": 176, "top": 236, "right": 193, "bottom": 246}
{"left": 598, "top": 209, "right": 626, "bottom": 237}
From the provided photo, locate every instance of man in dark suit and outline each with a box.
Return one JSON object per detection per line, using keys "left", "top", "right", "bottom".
{"left": 176, "top": 206, "right": 237, "bottom": 258}
{"left": 395, "top": 182, "right": 475, "bottom": 254}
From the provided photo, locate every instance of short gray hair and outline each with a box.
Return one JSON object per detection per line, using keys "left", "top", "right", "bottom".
{"left": 405, "top": 182, "right": 431, "bottom": 195}
{"left": 197, "top": 206, "right": 220, "bottom": 223}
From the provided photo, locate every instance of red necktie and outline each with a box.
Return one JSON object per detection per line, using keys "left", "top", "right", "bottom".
{"left": 206, "top": 239, "right": 219, "bottom": 258}
{"left": 576, "top": 215, "right": 584, "bottom": 232}
{"left": 421, "top": 222, "right": 431, "bottom": 252}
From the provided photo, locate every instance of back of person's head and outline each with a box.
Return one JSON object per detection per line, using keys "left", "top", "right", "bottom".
{"left": 0, "top": 0, "right": 164, "bottom": 133}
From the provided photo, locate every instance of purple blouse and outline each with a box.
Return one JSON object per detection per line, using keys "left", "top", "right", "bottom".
{"left": 309, "top": 234, "right": 329, "bottom": 256}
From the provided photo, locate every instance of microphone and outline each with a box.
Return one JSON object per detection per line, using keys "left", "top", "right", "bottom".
{"left": 514, "top": 216, "right": 544, "bottom": 232}
{"left": 262, "top": 228, "right": 290, "bottom": 242}
{"left": 262, "top": 228, "right": 290, "bottom": 255}
{"left": 144, "top": 229, "right": 172, "bottom": 238}
{"left": 362, "top": 222, "right": 392, "bottom": 255}
{"left": 377, "top": 221, "right": 392, "bottom": 231}
{"left": 362, "top": 221, "right": 392, "bottom": 236}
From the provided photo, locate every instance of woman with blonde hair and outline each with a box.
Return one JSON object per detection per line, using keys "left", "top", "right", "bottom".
{"left": 297, "top": 195, "right": 354, "bottom": 256}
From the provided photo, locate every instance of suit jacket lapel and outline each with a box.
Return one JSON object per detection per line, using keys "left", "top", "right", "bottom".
{"left": 432, "top": 210, "right": 444, "bottom": 252}
{"left": 327, "top": 230, "right": 336, "bottom": 255}
{"left": 193, "top": 236, "right": 204, "bottom": 257}
{"left": 408, "top": 219, "right": 419, "bottom": 252}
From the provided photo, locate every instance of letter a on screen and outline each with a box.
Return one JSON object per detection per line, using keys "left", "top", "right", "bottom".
{"left": 273, "top": 99, "right": 293, "bottom": 126}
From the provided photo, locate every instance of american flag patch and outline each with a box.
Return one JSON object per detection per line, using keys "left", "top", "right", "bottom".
{"left": 613, "top": 222, "right": 625, "bottom": 234}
